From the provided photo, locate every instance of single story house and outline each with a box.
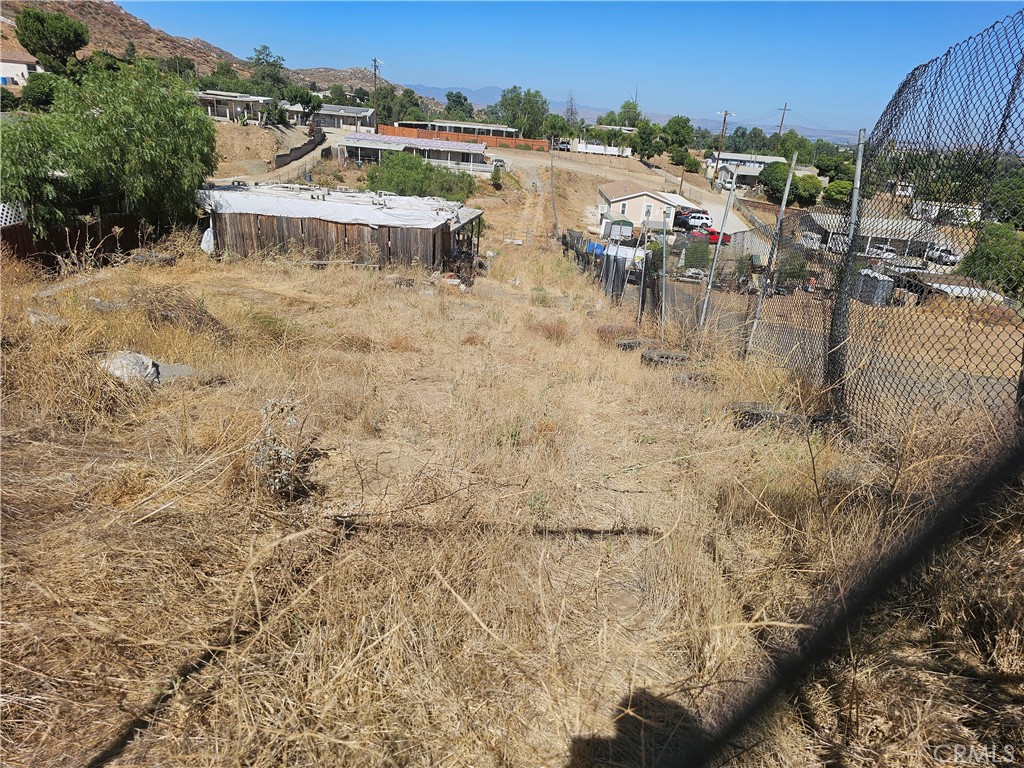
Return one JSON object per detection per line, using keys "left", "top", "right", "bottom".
{"left": 197, "top": 90, "right": 274, "bottom": 122}
{"left": 285, "top": 102, "right": 375, "bottom": 132}
{"left": 338, "top": 133, "right": 491, "bottom": 173}
{"left": 801, "top": 207, "right": 946, "bottom": 255}
{"left": 0, "top": 50, "right": 43, "bottom": 86}
{"left": 395, "top": 119, "right": 519, "bottom": 140}
{"left": 717, "top": 163, "right": 764, "bottom": 188}
{"left": 707, "top": 152, "right": 786, "bottom": 172}
{"left": 195, "top": 183, "right": 483, "bottom": 269}
{"left": 597, "top": 180, "right": 697, "bottom": 231}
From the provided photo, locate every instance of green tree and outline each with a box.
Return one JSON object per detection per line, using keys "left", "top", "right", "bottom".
{"left": 693, "top": 126, "right": 714, "bottom": 149}
{"left": 495, "top": 85, "right": 548, "bottom": 139}
{"left": 669, "top": 148, "right": 689, "bottom": 166}
{"left": 816, "top": 155, "right": 854, "bottom": 183}
{"left": 394, "top": 87, "right": 422, "bottom": 122}
{"left": 617, "top": 99, "right": 641, "bottom": 128}
{"left": 490, "top": 165, "right": 502, "bottom": 190}
{"left": 630, "top": 119, "right": 660, "bottom": 162}
{"left": 748, "top": 127, "right": 770, "bottom": 152}
{"left": 988, "top": 168, "right": 1024, "bottom": 229}
{"left": 14, "top": 7, "right": 89, "bottom": 77}
{"left": 777, "top": 129, "right": 814, "bottom": 164}
{"left": 21, "top": 72, "right": 58, "bottom": 111}
{"left": 662, "top": 115, "right": 694, "bottom": 150}
{"left": 0, "top": 87, "right": 19, "bottom": 111}
{"left": 246, "top": 44, "right": 288, "bottom": 97}
{"left": 199, "top": 61, "right": 244, "bottom": 92}
{"left": 444, "top": 90, "right": 474, "bottom": 121}
{"left": 725, "top": 125, "right": 750, "bottom": 153}
{"left": 541, "top": 113, "right": 570, "bottom": 139}
{"left": 598, "top": 110, "right": 619, "bottom": 126}
{"left": 759, "top": 162, "right": 793, "bottom": 204}
{"left": 284, "top": 85, "right": 323, "bottom": 124}
{"left": 958, "top": 222, "right": 1024, "bottom": 300}
{"left": 364, "top": 151, "right": 475, "bottom": 202}
{"left": 793, "top": 174, "right": 822, "bottom": 206}
{"left": 353, "top": 87, "right": 370, "bottom": 104}
{"left": 329, "top": 83, "right": 348, "bottom": 104}
{"left": 683, "top": 154, "right": 703, "bottom": 174}
{"left": 123, "top": 40, "right": 136, "bottom": 61}
{"left": 159, "top": 56, "right": 196, "bottom": 78}
{"left": 1, "top": 59, "right": 217, "bottom": 236}
{"left": 823, "top": 180, "right": 852, "bottom": 205}
{"left": 373, "top": 84, "right": 397, "bottom": 123}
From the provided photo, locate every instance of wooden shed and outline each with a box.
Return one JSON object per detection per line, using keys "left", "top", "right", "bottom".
{"left": 195, "top": 184, "right": 483, "bottom": 269}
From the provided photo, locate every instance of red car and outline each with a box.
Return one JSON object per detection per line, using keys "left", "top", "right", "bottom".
{"left": 693, "top": 226, "right": 732, "bottom": 245}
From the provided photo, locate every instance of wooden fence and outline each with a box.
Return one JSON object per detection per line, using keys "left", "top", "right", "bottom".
{"left": 212, "top": 212, "right": 452, "bottom": 268}
{"left": 1, "top": 213, "right": 142, "bottom": 269}
{"left": 378, "top": 125, "right": 549, "bottom": 152}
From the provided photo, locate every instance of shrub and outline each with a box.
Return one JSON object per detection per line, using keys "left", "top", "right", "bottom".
{"left": 364, "top": 151, "right": 476, "bottom": 202}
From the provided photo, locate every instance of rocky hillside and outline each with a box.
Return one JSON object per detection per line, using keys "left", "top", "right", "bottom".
{"left": 2, "top": 0, "right": 249, "bottom": 75}
{"left": 291, "top": 66, "right": 444, "bottom": 111}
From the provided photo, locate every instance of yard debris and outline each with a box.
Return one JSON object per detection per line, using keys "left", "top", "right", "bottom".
{"left": 27, "top": 308, "right": 69, "bottom": 327}
{"left": 98, "top": 351, "right": 200, "bottom": 386}
{"left": 384, "top": 273, "right": 415, "bottom": 288}
{"left": 100, "top": 351, "right": 162, "bottom": 385}
{"left": 728, "top": 402, "right": 833, "bottom": 432}
{"left": 129, "top": 249, "right": 177, "bottom": 267}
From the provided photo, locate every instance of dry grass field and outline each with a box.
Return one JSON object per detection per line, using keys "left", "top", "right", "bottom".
{"left": 2, "top": 160, "right": 1022, "bottom": 766}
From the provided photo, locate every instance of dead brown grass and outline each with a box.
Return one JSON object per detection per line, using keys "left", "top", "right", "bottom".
{"left": 2, "top": 223, "right": 1020, "bottom": 767}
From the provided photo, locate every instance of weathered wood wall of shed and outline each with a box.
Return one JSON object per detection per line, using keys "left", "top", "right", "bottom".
{"left": 211, "top": 213, "right": 449, "bottom": 267}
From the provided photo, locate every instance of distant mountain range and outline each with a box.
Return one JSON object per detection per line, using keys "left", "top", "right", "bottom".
{"left": 407, "top": 83, "right": 859, "bottom": 144}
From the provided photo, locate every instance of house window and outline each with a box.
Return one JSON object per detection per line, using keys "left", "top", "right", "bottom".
{"left": 619, "top": 202, "right": 627, "bottom": 215}
{"left": 644, "top": 204, "right": 653, "bottom": 220}
{"left": 664, "top": 206, "right": 673, "bottom": 217}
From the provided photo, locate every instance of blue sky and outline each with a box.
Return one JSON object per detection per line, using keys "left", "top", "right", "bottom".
{"left": 121, "top": 1, "right": 1021, "bottom": 132}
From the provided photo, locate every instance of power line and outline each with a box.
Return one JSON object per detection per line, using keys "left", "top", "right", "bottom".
{"left": 371, "top": 57, "right": 382, "bottom": 133}
{"left": 713, "top": 110, "right": 734, "bottom": 180}
{"left": 777, "top": 101, "right": 790, "bottom": 136}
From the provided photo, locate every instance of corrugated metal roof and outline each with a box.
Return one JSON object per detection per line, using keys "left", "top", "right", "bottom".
{"left": 341, "top": 133, "right": 486, "bottom": 154}
{"left": 196, "top": 184, "right": 482, "bottom": 231}
{"left": 807, "top": 209, "right": 945, "bottom": 241}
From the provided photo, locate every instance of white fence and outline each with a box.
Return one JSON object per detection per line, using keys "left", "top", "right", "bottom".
{"left": 575, "top": 142, "right": 633, "bottom": 158}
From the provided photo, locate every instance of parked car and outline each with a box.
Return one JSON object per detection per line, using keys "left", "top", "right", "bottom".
{"left": 554, "top": 140, "right": 572, "bottom": 151}
{"left": 720, "top": 179, "right": 735, "bottom": 191}
{"left": 491, "top": 158, "right": 507, "bottom": 169}
{"left": 673, "top": 207, "right": 708, "bottom": 229}
{"left": 924, "top": 246, "right": 960, "bottom": 266}
{"left": 685, "top": 212, "right": 715, "bottom": 229}
{"left": 693, "top": 226, "right": 732, "bottom": 245}
{"left": 864, "top": 243, "right": 899, "bottom": 260}
{"left": 683, "top": 267, "right": 707, "bottom": 282}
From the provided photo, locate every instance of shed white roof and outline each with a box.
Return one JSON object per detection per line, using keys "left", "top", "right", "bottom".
{"left": 196, "top": 184, "right": 482, "bottom": 231}
{"left": 341, "top": 133, "right": 486, "bottom": 154}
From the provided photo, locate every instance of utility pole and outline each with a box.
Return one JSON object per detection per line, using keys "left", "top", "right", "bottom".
{"left": 777, "top": 102, "right": 790, "bottom": 138}
{"left": 712, "top": 110, "right": 734, "bottom": 182}
{"left": 371, "top": 58, "right": 382, "bottom": 133}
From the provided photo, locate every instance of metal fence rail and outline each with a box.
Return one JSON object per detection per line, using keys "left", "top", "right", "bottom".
{"left": 696, "top": 12, "right": 1023, "bottom": 431}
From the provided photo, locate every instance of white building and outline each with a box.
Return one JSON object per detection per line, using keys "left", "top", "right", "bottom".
{"left": 0, "top": 50, "right": 43, "bottom": 87}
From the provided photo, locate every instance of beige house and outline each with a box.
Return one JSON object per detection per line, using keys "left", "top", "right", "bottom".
{"left": 597, "top": 180, "right": 695, "bottom": 230}
{"left": 0, "top": 50, "right": 43, "bottom": 87}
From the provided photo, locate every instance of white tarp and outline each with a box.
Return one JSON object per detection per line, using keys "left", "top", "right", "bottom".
{"left": 196, "top": 184, "right": 482, "bottom": 231}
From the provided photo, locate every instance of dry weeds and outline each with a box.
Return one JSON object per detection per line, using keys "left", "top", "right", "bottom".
{"left": 1, "top": 225, "right": 1020, "bottom": 768}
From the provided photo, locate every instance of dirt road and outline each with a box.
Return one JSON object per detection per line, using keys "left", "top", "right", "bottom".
{"left": 490, "top": 147, "right": 751, "bottom": 235}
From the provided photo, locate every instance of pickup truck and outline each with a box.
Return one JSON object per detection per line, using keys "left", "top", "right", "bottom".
{"left": 864, "top": 243, "right": 899, "bottom": 260}
{"left": 924, "top": 246, "right": 960, "bottom": 266}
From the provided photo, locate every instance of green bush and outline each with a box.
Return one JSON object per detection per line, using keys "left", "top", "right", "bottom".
{"left": 669, "top": 148, "right": 688, "bottom": 166}
{"left": 364, "top": 152, "right": 476, "bottom": 203}
{"left": 682, "top": 239, "right": 711, "bottom": 268}
{"left": 516, "top": 143, "right": 532, "bottom": 151}
{"left": 683, "top": 154, "right": 703, "bottom": 173}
